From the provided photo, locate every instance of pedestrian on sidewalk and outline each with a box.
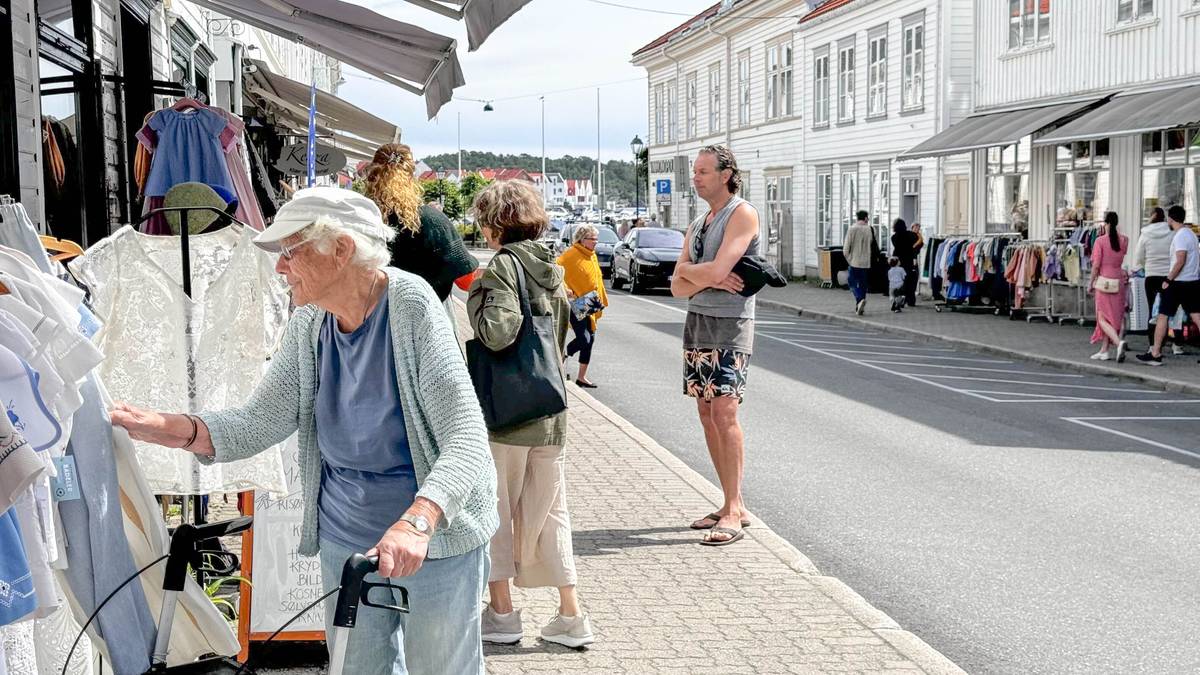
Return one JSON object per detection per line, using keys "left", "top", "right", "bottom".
{"left": 466, "top": 180, "right": 595, "bottom": 648}
{"left": 1134, "top": 207, "right": 1182, "bottom": 353}
{"left": 557, "top": 224, "right": 608, "bottom": 389}
{"left": 888, "top": 257, "right": 907, "bottom": 313}
{"left": 844, "top": 210, "right": 873, "bottom": 315}
{"left": 1088, "top": 211, "right": 1130, "bottom": 362}
{"left": 111, "top": 187, "right": 498, "bottom": 674}
{"left": 910, "top": 222, "right": 925, "bottom": 305}
{"left": 670, "top": 145, "right": 758, "bottom": 546}
{"left": 1139, "top": 206, "right": 1200, "bottom": 365}
{"left": 890, "top": 218, "right": 918, "bottom": 307}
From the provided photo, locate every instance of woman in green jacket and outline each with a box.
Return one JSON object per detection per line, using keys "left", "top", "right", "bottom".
{"left": 467, "top": 180, "right": 594, "bottom": 648}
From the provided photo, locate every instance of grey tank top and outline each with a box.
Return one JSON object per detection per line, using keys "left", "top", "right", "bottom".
{"left": 686, "top": 196, "right": 759, "bottom": 319}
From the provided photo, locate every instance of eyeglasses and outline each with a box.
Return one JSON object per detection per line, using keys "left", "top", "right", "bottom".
{"left": 279, "top": 239, "right": 311, "bottom": 261}
{"left": 583, "top": 236, "right": 598, "bottom": 242}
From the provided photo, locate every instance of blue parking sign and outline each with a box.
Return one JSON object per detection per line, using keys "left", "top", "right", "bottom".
{"left": 655, "top": 179, "right": 671, "bottom": 195}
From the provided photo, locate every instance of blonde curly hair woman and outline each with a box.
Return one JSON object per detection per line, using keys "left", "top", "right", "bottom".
{"left": 366, "top": 143, "right": 476, "bottom": 300}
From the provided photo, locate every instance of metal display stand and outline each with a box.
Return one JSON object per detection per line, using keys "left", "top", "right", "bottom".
{"left": 933, "top": 232, "right": 1023, "bottom": 317}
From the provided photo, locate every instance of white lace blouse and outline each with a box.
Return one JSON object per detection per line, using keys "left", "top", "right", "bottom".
{"left": 70, "top": 225, "right": 289, "bottom": 495}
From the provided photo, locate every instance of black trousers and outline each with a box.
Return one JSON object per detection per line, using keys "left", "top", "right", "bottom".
{"left": 903, "top": 265, "right": 919, "bottom": 305}
{"left": 566, "top": 314, "right": 594, "bottom": 365}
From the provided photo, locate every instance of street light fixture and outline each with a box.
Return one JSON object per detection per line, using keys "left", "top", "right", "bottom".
{"left": 630, "top": 135, "right": 644, "bottom": 219}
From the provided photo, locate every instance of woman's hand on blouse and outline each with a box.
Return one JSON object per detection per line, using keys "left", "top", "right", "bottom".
{"left": 369, "top": 524, "right": 429, "bottom": 578}
{"left": 109, "top": 402, "right": 215, "bottom": 457}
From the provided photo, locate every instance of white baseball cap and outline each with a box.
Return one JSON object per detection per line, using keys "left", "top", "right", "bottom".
{"left": 252, "top": 186, "right": 391, "bottom": 252}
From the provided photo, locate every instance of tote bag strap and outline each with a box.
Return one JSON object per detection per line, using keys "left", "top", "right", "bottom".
{"left": 498, "top": 249, "right": 535, "bottom": 327}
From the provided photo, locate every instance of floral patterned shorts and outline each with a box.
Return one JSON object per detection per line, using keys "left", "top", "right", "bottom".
{"left": 683, "top": 348, "right": 751, "bottom": 402}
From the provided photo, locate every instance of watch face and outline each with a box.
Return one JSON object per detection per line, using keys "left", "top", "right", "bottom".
{"left": 409, "top": 515, "right": 429, "bottom": 532}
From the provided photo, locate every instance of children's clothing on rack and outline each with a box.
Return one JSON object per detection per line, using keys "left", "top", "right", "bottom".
{"left": 1003, "top": 242, "right": 1047, "bottom": 309}
{"left": 68, "top": 224, "right": 289, "bottom": 495}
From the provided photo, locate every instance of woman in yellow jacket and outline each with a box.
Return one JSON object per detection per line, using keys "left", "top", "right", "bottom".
{"left": 557, "top": 224, "right": 609, "bottom": 388}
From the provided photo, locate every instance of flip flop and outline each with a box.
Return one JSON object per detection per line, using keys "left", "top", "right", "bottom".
{"left": 699, "top": 526, "right": 744, "bottom": 547}
{"left": 689, "top": 512, "right": 752, "bottom": 530}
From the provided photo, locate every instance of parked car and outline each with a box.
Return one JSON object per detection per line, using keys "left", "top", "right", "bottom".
{"left": 546, "top": 207, "right": 571, "bottom": 221}
{"left": 610, "top": 227, "right": 685, "bottom": 293}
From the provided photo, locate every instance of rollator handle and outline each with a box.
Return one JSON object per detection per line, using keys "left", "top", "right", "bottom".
{"left": 332, "top": 554, "right": 409, "bottom": 629}
{"left": 163, "top": 516, "right": 253, "bottom": 592}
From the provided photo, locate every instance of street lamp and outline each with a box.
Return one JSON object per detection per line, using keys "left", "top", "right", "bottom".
{"left": 630, "top": 135, "right": 644, "bottom": 219}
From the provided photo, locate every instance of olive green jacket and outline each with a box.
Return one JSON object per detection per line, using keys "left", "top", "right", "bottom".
{"left": 466, "top": 240, "right": 570, "bottom": 447}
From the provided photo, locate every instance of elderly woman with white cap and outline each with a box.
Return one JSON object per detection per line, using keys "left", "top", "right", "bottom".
{"left": 110, "top": 186, "right": 497, "bottom": 675}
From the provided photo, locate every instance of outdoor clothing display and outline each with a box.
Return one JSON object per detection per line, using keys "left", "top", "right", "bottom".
{"left": 388, "top": 205, "right": 478, "bottom": 301}
{"left": 69, "top": 224, "right": 290, "bottom": 495}
{"left": 1090, "top": 234, "right": 1129, "bottom": 344}
{"left": 466, "top": 241, "right": 570, "bottom": 447}
{"left": 197, "top": 268, "right": 499, "bottom": 561}
{"left": 316, "top": 295, "right": 418, "bottom": 553}
{"left": 39, "top": 118, "right": 80, "bottom": 238}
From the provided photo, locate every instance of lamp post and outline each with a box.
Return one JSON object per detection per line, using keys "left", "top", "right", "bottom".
{"left": 540, "top": 96, "right": 547, "bottom": 208}
{"left": 630, "top": 135, "right": 644, "bottom": 219}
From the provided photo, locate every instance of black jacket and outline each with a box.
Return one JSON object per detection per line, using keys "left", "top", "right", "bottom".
{"left": 389, "top": 205, "right": 478, "bottom": 300}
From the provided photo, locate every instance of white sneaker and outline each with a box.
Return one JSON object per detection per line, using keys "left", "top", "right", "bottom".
{"left": 481, "top": 605, "right": 523, "bottom": 645}
{"left": 1116, "top": 341, "right": 1129, "bottom": 363}
{"left": 540, "top": 612, "right": 595, "bottom": 649}
{"left": 855, "top": 299, "right": 866, "bottom": 315}
{"left": 1090, "top": 351, "right": 1111, "bottom": 361}
{"left": 1172, "top": 344, "right": 1186, "bottom": 355}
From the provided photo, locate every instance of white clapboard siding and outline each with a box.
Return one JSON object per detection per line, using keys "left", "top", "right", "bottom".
{"left": 976, "top": 0, "right": 1200, "bottom": 110}
{"left": 12, "top": 0, "right": 44, "bottom": 226}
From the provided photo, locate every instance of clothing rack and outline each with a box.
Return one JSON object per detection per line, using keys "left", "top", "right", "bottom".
{"left": 133, "top": 205, "right": 249, "bottom": 585}
{"left": 1007, "top": 239, "right": 1053, "bottom": 322}
{"left": 1039, "top": 227, "right": 1089, "bottom": 326}
{"left": 933, "top": 232, "right": 1023, "bottom": 316}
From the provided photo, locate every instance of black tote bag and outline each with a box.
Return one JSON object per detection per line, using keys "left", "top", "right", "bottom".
{"left": 466, "top": 252, "right": 568, "bottom": 431}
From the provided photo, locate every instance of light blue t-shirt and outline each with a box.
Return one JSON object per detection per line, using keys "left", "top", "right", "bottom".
{"left": 143, "top": 108, "right": 234, "bottom": 197}
{"left": 316, "top": 297, "right": 418, "bottom": 552}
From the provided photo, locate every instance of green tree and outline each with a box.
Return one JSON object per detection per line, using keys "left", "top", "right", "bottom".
{"left": 420, "top": 150, "right": 640, "bottom": 205}
{"left": 458, "top": 172, "right": 492, "bottom": 213}
{"left": 420, "top": 178, "right": 464, "bottom": 220}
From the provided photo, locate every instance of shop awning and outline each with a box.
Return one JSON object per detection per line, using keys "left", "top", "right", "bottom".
{"left": 399, "top": 0, "right": 535, "bottom": 51}
{"left": 897, "top": 99, "right": 1104, "bottom": 161}
{"left": 1033, "top": 85, "right": 1200, "bottom": 145}
{"left": 245, "top": 60, "right": 399, "bottom": 149}
{"left": 185, "top": 0, "right": 465, "bottom": 118}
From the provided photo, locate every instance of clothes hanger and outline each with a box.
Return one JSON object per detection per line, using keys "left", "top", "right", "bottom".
{"left": 171, "top": 97, "right": 206, "bottom": 113}
{"left": 39, "top": 235, "right": 85, "bottom": 262}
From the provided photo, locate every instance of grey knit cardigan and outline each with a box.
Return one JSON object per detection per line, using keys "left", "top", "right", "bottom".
{"left": 197, "top": 268, "right": 498, "bottom": 559}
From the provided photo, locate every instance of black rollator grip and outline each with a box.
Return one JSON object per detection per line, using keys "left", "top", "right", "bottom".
{"left": 332, "top": 554, "right": 409, "bottom": 629}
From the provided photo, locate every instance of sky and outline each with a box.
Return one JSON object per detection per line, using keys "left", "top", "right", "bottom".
{"left": 337, "top": 0, "right": 718, "bottom": 163}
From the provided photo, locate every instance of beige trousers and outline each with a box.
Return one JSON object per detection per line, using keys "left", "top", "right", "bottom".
{"left": 488, "top": 442, "right": 577, "bottom": 588}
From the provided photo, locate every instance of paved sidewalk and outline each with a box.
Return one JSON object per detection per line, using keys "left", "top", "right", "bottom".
{"left": 451, "top": 305, "right": 962, "bottom": 674}
{"left": 759, "top": 281, "right": 1200, "bottom": 394}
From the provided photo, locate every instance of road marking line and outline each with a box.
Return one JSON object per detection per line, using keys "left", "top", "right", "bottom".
{"left": 1062, "top": 416, "right": 1200, "bottom": 420}
{"left": 833, "top": 349, "right": 1012, "bottom": 363}
{"left": 916, "top": 375, "right": 1151, "bottom": 392}
{"left": 758, "top": 337, "right": 958, "bottom": 352}
{"left": 962, "top": 389, "right": 1095, "bottom": 401}
{"left": 859, "top": 361, "right": 1086, "bottom": 377}
{"left": 1062, "top": 417, "right": 1200, "bottom": 461}
{"left": 757, "top": 330, "right": 913, "bottom": 343}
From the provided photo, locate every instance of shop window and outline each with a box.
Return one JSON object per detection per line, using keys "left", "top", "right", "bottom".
{"left": 1165, "top": 128, "right": 1194, "bottom": 165}
{"left": 986, "top": 140, "right": 1031, "bottom": 234}
{"left": 1142, "top": 127, "right": 1200, "bottom": 221}
{"left": 1055, "top": 172, "right": 1110, "bottom": 228}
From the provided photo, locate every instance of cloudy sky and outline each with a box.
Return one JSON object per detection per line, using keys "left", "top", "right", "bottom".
{"left": 339, "top": 0, "right": 716, "bottom": 162}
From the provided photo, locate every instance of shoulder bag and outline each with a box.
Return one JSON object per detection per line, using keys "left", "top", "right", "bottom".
{"left": 466, "top": 251, "right": 568, "bottom": 430}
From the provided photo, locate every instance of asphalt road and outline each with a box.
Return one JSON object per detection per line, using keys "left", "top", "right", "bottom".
{"left": 575, "top": 284, "right": 1200, "bottom": 675}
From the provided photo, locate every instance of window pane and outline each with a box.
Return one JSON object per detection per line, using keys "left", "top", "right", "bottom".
{"left": 987, "top": 174, "right": 1030, "bottom": 233}
{"left": 1139, "top": 0, "right": 1153, "bottom": 15}
{"left": 1118, "top": 0, "right": 1133, "bottom": 21}
{"left": 1073, "top": 141, "right": 1091, "bottom": 169}
{"left": 1093, "top": 138, "right": 1110, "bottom": 168}
{"left": 1016, "top": 138, "right": 1031, "bottom": 173}
{"left": 1056, "top": 144, "right": 1073, "bottom": 170}
{"left": 1142, "top": 167, "right": 1197, "bottom": 221}
{"left": 1001, "top": 144, "right": 1017, "bottom": 172}
{"left": 988, "top": 146, "right": 1002, "bottom": 173}
{"left": 1143, "top": 131, "right": 1164, "bottom": 165}
{"left": 1055, "top": 170, "right": 1109, "bottom": 226}
{"left": 1165, "top": 128, "right": 1191, "bottom": 165}
{"left": 1190, "top": 128, "right": 1200, "bottom": 165}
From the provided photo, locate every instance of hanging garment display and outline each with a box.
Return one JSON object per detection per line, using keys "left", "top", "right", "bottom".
{"left": 0, "top": 203, "right": 52, "bottom": 274}
{"left": 139, "top": 106, "right": 235, "bottom": 198}
{"left": 214, "top": 109, "right": 267, "bottom": 231}
{"left": 68, "top": 224, "right": 289, "bottom": 495}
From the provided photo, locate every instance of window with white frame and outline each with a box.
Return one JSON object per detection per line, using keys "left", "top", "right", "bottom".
{"left": 654, "top": 83, "right": 665, "bottom": 144}
{"left": 870, "top": 166, "right": 890, "bottom": 246}
{"left": 765, "top": 38, "right": 794, "bottom": 120}
{"left": 1009, "top": 0, "right": 1051, "bottom": 49}
{"left": 813, "top": 49, "right": 830, "bottom": 126}
{"left": 667, "top": 79, "right": 677, "bottom": 143}
{"left": 816, "top": 170, "right": 833, "bottom": 246}
{"left": 685, "top": 72, "right": 698, "bottom": 139}
{"left": 738, "top": 50, "right": 751, "bottom": 126}
{"left": 765, "top": 171, "right": 791, "bottom": 257}
{"left": 1140, "top": 127, "right": 1200, "bottom": 222}
{"left": 902, "top": 18, "right": 924, "bottom": 111}
{"left": 1118, "top": 0, "right": 1154, "bottom": 21}
{"left": 841, "top": 168, "right": 858, "bottom": 241}
{"left": 985, "top": 138, "right": 1032, "bottom": 233}
{"left": 867, "top": 31, "right": 887, "bottom": 118}
{"left": 838, "top": 42, "right": 855, "bottom": 122}
{"left": 708, "top": 64, "right": 721, "bottom": 134}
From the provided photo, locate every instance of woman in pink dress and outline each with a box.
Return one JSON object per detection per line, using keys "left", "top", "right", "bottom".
{"left": 1089, "top": 211, "right": 1130, "bottom": 362}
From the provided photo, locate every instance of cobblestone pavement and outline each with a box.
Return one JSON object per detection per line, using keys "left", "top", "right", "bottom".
{"left": 760, "top": 281, "right": 1200, "bottom": 393}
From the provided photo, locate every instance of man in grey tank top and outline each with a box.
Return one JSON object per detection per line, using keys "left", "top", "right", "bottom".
{"left": 670, "top": 145, "right": 759, "bottom": 547}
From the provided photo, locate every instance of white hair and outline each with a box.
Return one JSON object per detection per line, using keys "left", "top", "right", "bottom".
{"left": 303, "top": 214, "right": 395, "bottom": 270}
{"left": 572, "top": 224, "right": 599, "bottom": 244}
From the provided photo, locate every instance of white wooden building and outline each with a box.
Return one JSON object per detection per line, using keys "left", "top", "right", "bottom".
{"left": 899, "top": 0, "right": 1200, "bottom": 246}
{"left": 632, "top": 0, "right": 975, "bottom": 278}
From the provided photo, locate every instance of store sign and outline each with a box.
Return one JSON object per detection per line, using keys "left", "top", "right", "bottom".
{"left": 649, "top": 159, "right": 675, "bottom": 174}
{"left": 276, "top": 142, "right": 347, "bottom": 177}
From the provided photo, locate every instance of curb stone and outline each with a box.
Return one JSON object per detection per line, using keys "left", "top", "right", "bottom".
{"left": 758, "top": 297, "right": 1200, "bottom": 397}
{"left": 568, "top": 382, "right": 966, "bottom": 675}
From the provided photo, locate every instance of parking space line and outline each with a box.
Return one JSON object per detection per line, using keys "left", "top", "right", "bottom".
{"left": 917, "top": 375, "right": 1151, "bottom": 392}
{"left": 758, "top": 337, "right": 958, "bottom": 352}
{"left": 962, "top": 389, "right": 1096, "bottom": 401}
{"left": 1062, "top": 417, "right": 1200, "bottom": 461}
{"left": 833, "top": 349, "right": 1012, "bottom": 363}
{"left": 757, "top": 330, "right": 916, "bottom": 343}
{"left": 860, "top": 361, "right": 1086, "bottom": 377}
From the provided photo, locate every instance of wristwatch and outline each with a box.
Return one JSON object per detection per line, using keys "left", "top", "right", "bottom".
{"left": 399, "top": 514, "right": 432, "bottom": 536}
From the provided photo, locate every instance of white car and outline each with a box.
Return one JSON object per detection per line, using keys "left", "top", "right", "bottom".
{"left": 546, "top": 207, "right": 571, "bottom": 220}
